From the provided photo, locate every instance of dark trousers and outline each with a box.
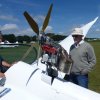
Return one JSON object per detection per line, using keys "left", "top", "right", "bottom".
{"left": 64, "top": 73, "right": 88, "bottom": 88}
{"left": 0, "top": 66, "right": 9, "bottom": 73}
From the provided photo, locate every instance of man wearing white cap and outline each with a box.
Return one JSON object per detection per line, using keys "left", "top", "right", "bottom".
{"left": 68, "top": 28, "right": 96, "bottom": 88}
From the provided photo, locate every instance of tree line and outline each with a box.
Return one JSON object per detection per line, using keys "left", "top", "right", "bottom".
{"left": 2, "top": 33, "right": 67, "bottom": 43}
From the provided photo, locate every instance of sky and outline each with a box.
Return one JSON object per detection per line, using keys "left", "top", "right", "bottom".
{"left": 0, "top": 0, "right": 100, "bottom": 38}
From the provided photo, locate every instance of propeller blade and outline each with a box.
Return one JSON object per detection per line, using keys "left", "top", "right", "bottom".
{"left": 37, "top": 44, "right": 41, "bottom": 66}
{"left": 24, "top": 11, "right": 39, "bottom": 35}
{"left": 42, "top": 4, "right": 53, "bottom": 32}
{"left": 21, "top": 44, "right": 34, "bottom": 61}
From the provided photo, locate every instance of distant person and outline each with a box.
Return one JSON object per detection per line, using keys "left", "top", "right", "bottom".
{"left": 0, "top": 33, "right": 16, "bottom": 86}
{"left": 65, "top": 28, "right": 96, "bottom": 88}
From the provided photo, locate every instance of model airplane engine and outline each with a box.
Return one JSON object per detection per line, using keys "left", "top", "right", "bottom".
{"left": 38, "top": 34, "right": 60, "bottom": 77}
{"left": 40, "top": 34, "right": 58, "bottom": 67}
{"left": 41, "top": 36, "right": 73, "bottom": 77}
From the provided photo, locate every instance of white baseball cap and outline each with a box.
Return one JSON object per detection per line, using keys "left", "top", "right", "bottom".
{"left": 72, "top": 28, "right": 83, "bottom": 36}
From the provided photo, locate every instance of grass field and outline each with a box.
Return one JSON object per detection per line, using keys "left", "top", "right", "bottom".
{"left": 0, "top": 41, "right": 100, "bottom": 93}
{"left": 88, "top": 41, "right": 100, "bottom": 93}
{"left": 0, "top": 45, "right": 37, "bottom": 64}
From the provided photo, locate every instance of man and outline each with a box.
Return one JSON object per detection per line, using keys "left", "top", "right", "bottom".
{"left": 68, "top": 28, "right": 96, "bottom": 88}
{"left": 0, "top": 34, "right": 15, "bottom": 86}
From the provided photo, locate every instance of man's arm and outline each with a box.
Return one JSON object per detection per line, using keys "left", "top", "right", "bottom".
{"left": 2, "top": 61, "right": 11, "bottom": 68}
{"left": 87, "top": 44, "right": 96, "bottom": 69}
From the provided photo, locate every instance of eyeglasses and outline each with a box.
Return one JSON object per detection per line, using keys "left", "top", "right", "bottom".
{"left": 72, "top": 35, "right": 79, "bottom": 38}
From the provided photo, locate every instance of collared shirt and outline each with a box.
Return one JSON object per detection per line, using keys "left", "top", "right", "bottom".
{"left": 75, "top": 40, "right": 84, "bottom": 48}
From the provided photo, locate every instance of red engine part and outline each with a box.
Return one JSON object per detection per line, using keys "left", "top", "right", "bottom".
{"left": 41, "top": 44, "right": 57, "bottom": 54}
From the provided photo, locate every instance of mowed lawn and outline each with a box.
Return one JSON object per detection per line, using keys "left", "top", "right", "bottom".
{"left": 0, "top": 45, "right": 37, "bottom": 64}
{"left": 0, "top": 41, "right": 100, "bottom": 93}
{"left": 88, "top": 41, "right": 100, "bottom": 93}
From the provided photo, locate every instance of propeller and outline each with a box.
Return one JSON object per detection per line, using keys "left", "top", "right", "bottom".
{"left": 23, "top": 4, "right": 53, "bottom": 65}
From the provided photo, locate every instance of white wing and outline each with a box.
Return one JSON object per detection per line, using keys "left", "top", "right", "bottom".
{"left": 2, "top": 61, "right": 100, "bottom": 100}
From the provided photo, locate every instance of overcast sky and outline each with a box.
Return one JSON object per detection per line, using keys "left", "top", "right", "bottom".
{"left": 0, "top": 0, "right": 100, "bottom": 38}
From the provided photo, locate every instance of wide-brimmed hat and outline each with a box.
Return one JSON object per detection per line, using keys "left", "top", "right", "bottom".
{"left": 72, "top": 28, "right": 83, "bottom": 36}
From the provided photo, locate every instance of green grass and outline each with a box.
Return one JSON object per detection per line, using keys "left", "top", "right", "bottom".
{"left": 88, "top": 41, "right": 100, "bottom": 93}
{"left": 0, "top": 42, "right": 100, "bottom": 93}
{"left": 0, "top": 45, "right": 37, "bottom": 64}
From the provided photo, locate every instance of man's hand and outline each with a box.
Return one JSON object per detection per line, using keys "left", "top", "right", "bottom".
{"left": 0, "top": 72, "right": 5, "bottom": 78}
{"left": 81, "top": 69, "right": 89, "bottom": 75}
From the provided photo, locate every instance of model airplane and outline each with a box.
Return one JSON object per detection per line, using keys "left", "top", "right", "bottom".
{"left": 0, "top": 3, "right": 100, "bottom": 100}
